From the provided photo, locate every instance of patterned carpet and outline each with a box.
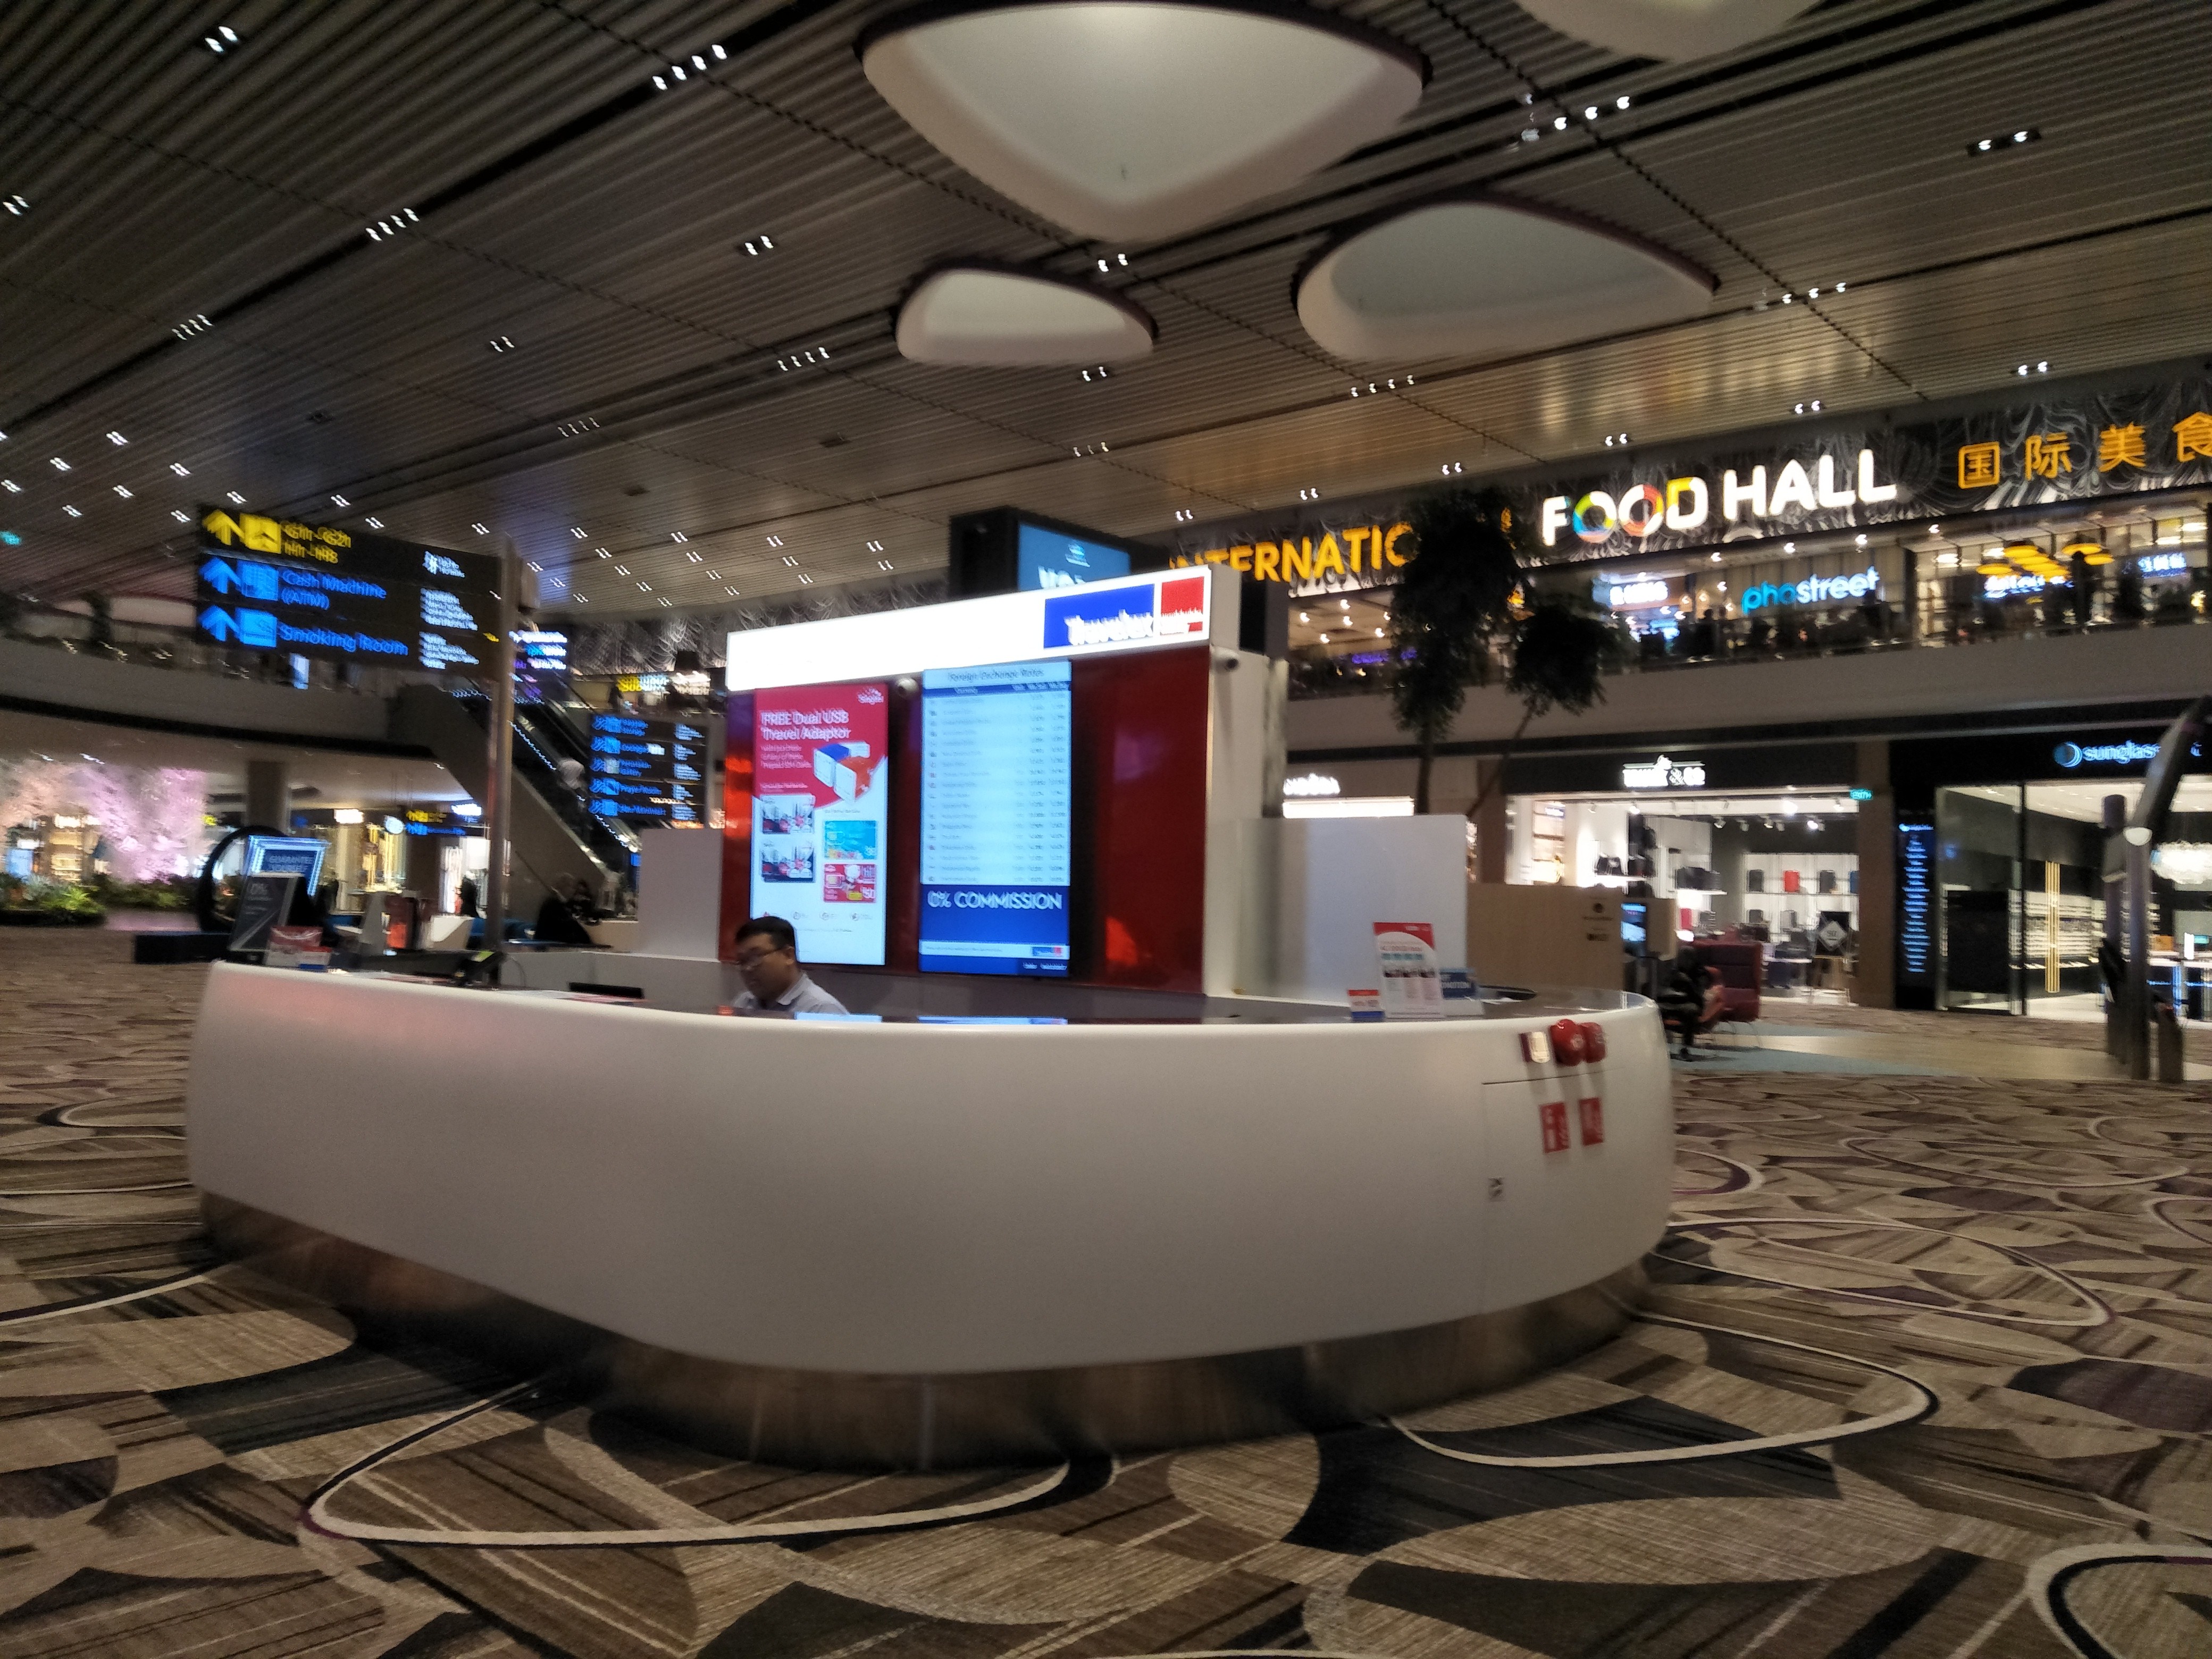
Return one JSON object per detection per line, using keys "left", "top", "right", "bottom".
{"left": 2, "top": 931, "right": 2209, "bottom": 1658}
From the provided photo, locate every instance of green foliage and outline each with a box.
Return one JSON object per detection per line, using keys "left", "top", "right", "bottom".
{"left": 1387, "top": 487, "right": 1530, "bottom": 749}
{"left": 88, "top": 874, "right": 193, "bottom": 911}
{"left": 1508, "top": 594, "right": 1626, "bottom": 719}
{"left": 0, "top": 876, "right": 106, "bottom": 925}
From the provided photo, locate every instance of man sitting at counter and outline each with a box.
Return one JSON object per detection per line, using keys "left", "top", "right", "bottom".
{"left": 730, "top": 916, "right": 849, "bottom": 1016}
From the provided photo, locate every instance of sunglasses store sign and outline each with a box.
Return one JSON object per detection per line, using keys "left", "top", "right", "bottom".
{"left": 1622, "top": 755, "right": 1707, "bottom": 790}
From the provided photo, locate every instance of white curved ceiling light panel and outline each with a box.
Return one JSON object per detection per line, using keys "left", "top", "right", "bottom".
{"left": 1515, "top": 0, "right": 1818, "bottom": 60}
{"left": 859, "top": 1, "right": 1428, "bottom": 243}
{"left": 1295, "top": 195, "right": 1717, "bottom": 364}
{"left": 896, "top": 263, "right": 1158, "bottom": 364}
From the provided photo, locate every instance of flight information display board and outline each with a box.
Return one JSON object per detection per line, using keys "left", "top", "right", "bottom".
{"left": 1016, "top": 521, "right": 1131, "bottom": 591}
{"left": 919, "top": 659, "right": 1071, "bottom": 976}
{"left": 749, "top": 681, "right": 890, "bottom": 966}
{"left": 194, "top": 508, "right": 500, "bottom": 674}
{"left": 588, "top": 714, "right": 705, "bottom": 824}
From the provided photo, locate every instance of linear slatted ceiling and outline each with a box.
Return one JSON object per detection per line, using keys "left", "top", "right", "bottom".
{"left": 3, "top": 0, "right": 2208, "bottom": 615}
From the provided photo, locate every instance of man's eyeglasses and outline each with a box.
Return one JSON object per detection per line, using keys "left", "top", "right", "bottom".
{"left": 733, "top": 945, "right": 791, "bottom": 970}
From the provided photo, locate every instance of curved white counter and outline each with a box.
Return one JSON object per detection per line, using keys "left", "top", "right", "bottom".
{"left": 186, "top": 964, "right": 1672, "bottom": 1465}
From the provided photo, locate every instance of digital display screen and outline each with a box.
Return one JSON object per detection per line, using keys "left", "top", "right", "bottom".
{"left": 1017, "top": 522, "right": 1132, "bottom": 591}
{"left": 749, "top": 681, "right": 891, "bottom": 966}
{"left": 589, "top": 715, "right": 705, "bottom": 824}
{"left": 246, "top": 835, "right": 326, "bottom": 893}
{"left": 194, "top": 509, "right": 499, "bottom": 675}
{"left": 1898, "top": 822, "right": 1935, "bottom": 982}
{"left": 1620, "top": 900, "right": 1647, "bottom": 954}
{"left": 919, "top": 659, "right": 1071, "bottom": 976}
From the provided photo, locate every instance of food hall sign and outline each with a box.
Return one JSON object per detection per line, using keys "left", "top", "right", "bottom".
{"left": 194, "top": 509, "right": 501, "bottom": 674}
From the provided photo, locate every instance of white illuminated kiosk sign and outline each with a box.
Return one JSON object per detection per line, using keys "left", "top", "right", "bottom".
{"left": 724, "top": 567, "right": 1226, "bottom": 693}
{"left": 1622, "top": 755, "right": 1706, "bottom": 790}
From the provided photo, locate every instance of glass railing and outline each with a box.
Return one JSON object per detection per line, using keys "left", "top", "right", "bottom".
{"left": 1287, "top": 583, "right": 2209, "bottom": 700}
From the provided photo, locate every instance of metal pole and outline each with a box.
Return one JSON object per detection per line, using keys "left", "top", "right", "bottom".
{"left": 483, "top": 538, "right": 520, "bottom": 970}
{"left": 2125, "top": 827, "right": 2151, "bottom": 1080}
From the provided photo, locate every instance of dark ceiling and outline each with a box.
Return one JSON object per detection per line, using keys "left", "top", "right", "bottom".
{"left": 1, "top": 0, "right": 2206, "bottom": 618}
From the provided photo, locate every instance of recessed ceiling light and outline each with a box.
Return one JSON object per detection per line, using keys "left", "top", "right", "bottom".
{"left": 488, "top": 336, "right": 515, "bottom": 353}
{"left": 706, "top": 570, "right": 722, "bottom": 580}
{"left": 796, "top": 573, "right": 814, "bottom": 585}
{"left": 527, "top": 560, "right": 542, "bottom": 573}
{"left": 365, "top": 516, "right": 383, "bottom": 528}
{"left": 330, "top": 493, "right": 349, "bottom": 507}
{"left": 595, "top": 547, "right": 610, "bottom": 558}
{"left": 226, "top": 490, "right": 245, "bottom": 504}
{"left": 63, "top": 505, "right": 81, "bottom": 517}
{"left": 171, "top": 508, "right": 189, "bottom": 522}
{"left": 569, "top": 525, "right": 586, "bottom": 538}
{"left": 2, "top": 195, "right": 26, "bottom": 216}
{"left": 659, "top": 598, "right": 673, "bottom": 608}
{"left": 48, "top": 457, "right": 68, "bottom": 471}
{"left": 1553, "top": 114, "right": 1568, "bottom": 130}
{"left": 685, "top": 550, "right": 701, "bottom": 563}
{"left": 671, "top": 530, "right": 689, "bottom": 543}
{"left": 765, "top": 534, "right": 783, "bottom": 547}
{"left": 614, "top": 565, "right": 630, "bottom": 575}
{"left": 112, "top": 485, "right": 132, "bottom": 498}
{"left": 169, "top": 462, "right": 189, "bottom": 476}
{"left": 741, "top": 234, "right": 776, "bottom": 255}
{"left": 877, "top": 559, "right": 894, "bottom": 570}
{"left": 866, "top": 540, "right": 885, "bottom": 552}
{"left": 1, "top": 481, "right": 19, "bottom": 493}
{"left": 638, "top": 581, "right": 651, "bottom": 591}
{"left": 782, "top": 555, "right": 799, "bottom": 567}
{"left": 471, "top": 522, "right": 489, "bottom": 534}
{"left": 106, "top": 430, "right": 127, "bottom": 445}
{"left": 1970, "top": 127, "right": 2039, "bottom": 156}
{"left": 1616, "top": 95, "right": 1630, "bottom": 110}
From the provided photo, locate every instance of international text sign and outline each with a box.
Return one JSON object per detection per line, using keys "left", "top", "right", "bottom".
{"left": 194, "top": 508, "right": 500, "bottom": 674}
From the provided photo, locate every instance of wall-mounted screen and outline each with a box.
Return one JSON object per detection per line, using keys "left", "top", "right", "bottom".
{"left": 1017, "top": 521, "right": 1132, "bottom": 591}
{"left": 749, "top": 681, "right": 891, "bottom": 966}
{"left": 919, "top": 659, "right": 1071, "bottom": 976}
{"left": 246, "top": 835, "right": 327, "bottom": 893}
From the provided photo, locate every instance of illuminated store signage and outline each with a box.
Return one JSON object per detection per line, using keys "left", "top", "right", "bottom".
{"left": 1168, "top": 523, "right": 1411, "bottom": 595}
{"left": 1898, "top": 822, "right": 1934, "bottom": 982}
{"left": 2056, "top": 739, "right": 2161, "bottom": 769}
{"left": 1598, "top": 576, "right": 1674, "bottom": 609}
{"left": 751, "top": 682, "right": 890, "bottom": 966}
{"left": 194, "top": 509, "right": 498, "bottom": 674}
{"left": 2139, "top": 550, "right": 2189, "bottom": 575}
{"left": 1544, "top": 451, "right": 1898, "bottom": 548}
{"left": 1621, "top": 755, "right": 1706, "bottom": 790}
{"left": 725, "top": 567, "right": 1225, "bottom": 693}
{"left": 1982, "top": 571, "right": 2048, "bottom": 599}
{"left": 1741, "top": 565, "right": 1882, "bottom": 612}
{"left": 1282, "top": 773, "right": 1342, "bottom": 797}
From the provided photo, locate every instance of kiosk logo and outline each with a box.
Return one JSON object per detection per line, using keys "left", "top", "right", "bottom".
{"left": 1042, "top": 574, "right": 1209, "bottom": 650}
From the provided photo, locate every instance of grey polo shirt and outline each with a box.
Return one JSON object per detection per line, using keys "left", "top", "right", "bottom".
{"left": 732, "top": 971, "right": 849, "bottom": 1016}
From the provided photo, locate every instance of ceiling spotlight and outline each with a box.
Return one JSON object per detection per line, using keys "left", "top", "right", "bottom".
{"left": 1553, "top": 114, "right": 1568, "bottom": 129}
{"left": 1439, "top": 461, "right": 1463, "bottom": 475}
{"left": 878, "top": 559, "right": 895, "bottom": 570}
{"left": 49, "top": 457, "right": 68, "bottom": 471}
{"left": 1783, "top": 540, "right": 1796, "bottom": 554}
{"left": 471, "top": 521, "right": 489, "bottom": 534}
{"left": 106, "top": 430, "right": 127, "bottom": 445}
{"left": 741, "top": 234, "right": 776, "bottom": 255}
{"left": 765, "top": 534, "right": 783, "bottom": 547}
{"left": 169, "top": 462, "right": 189, "bottom": 476}
{"left": 1583, "top": 105, "right": 1597, "bottom": 119}
{"left": 527, "top": 560, "right": 543, "bottom": 573}
{"left": 866, "top": 540, "right": 885, "bottom": 552}
{"left": 0, "top": 481, "right": 16, "bottom": 493}
{"left": 1807, "top": 818, "right": 1822, "bottom": 832}
{"left": 638, "top": 581, "right": 652, "bottom": 592}
{"left": 614, "top": 564, "right": 631, "bottom": 575}
{"left": 1971, "top": 127, "right": 2040, "bottom": 156}
{"left": 1615, "top": 95, "right": 1630, "bottom": 110}
{"left": 685, "top": 550, "right": 702, "bottom": 563}
{"left": 570, "top": 525, "right": 587, "bottom": 538}
{"left": 707, "top": 569, "right": 722, "bottom": 580}
{"left": 171, "top": 508, "right": 189, "bottom": 522}
{"left": 782, "top": 555, "right": 799, "bottom": 567}
{"left": 1854, "top": 533, "right": 1868, "bottom": 546}
{"left": 1174, "top": 508, "right": 1194, "bottom": 522}
{"left": 2, "top": 195, "right": 27, "bottom": 216}
{"left": 725, "top": 587, "right": 741, "bottom": 597}
{"left": 227, "top": 490, "right": 245, "bottom": 504}
{"left": 488, "top": 336, "right": 515, "bottom": 353}
{"left": 63, "top": 504, "right": 81, "bottom": 517}
{"left": 365, "top": 516, "right": 383, "bottom": 528}
{"left": 658, "top": 598, "right": 674, "bottom": 608}
{"left": 596, "top": 547, "right": 610, "bottom": 558}
{"left": 1928, "top": 523, "right": 1941, "bottom": 535}
{"left": 112, "top": 485, "right": 132, "bottom": 499}
{"left": 797, "top": 573, "right": 814, "bottom": 585}
{"left": 1318, "top": 632, "right": 1330, "bottom": 643}
{"left": 1710, "top": 550, "right": 1723, "bottom": 563}
{"left": 330, "top": 493, "right": 349, "bottom": 507}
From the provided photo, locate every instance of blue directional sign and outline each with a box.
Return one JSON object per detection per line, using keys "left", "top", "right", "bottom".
{"left": 192, "top": 508, "right": 500, "bottom": 675}
{"left": 586, "top": 713, "right": 703, "bottom": 824}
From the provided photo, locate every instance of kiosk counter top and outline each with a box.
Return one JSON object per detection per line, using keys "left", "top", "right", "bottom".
{"left": 186, "top": 962, "right": 1673, "bottom": 1467}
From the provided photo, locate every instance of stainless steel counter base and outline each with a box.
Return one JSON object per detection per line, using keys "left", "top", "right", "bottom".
{"left": 206, "top": 1195, "right": 1645, "bottom": 1470}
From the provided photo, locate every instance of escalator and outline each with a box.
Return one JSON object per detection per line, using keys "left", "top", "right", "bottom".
{"left": 390, "top": 685, "right": 623, "bottom": 920}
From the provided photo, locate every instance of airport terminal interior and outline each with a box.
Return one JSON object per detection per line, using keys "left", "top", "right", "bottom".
{"left": 2, "top": 2, "right": 2210, "bottom": 1656}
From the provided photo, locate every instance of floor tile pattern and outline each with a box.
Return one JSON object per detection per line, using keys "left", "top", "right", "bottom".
{"left": 1, "top": 932, "right": 2208, "bottom": 1657}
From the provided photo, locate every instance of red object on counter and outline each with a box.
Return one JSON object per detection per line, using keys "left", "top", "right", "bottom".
{"left": 1548, "top": 1018, "right": 1586, "bottom": 1065}
{"left": 1579, "top": 1021, "right": 1607, "bottom": 1062}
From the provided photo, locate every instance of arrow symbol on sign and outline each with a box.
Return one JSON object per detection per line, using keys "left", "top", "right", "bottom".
{"left": 199, "top": 606, "right": 237, "bottom": 642}
{"left": 199, "top": 557, "right": 237, "bottom": 594}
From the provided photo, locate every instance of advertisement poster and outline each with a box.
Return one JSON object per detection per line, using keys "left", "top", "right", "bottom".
{"left": 750, "top": 681, "right": 890, "bottom": 966}
{"left": 1373, "top": 921, "right": 1443, "bottom": 1018}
